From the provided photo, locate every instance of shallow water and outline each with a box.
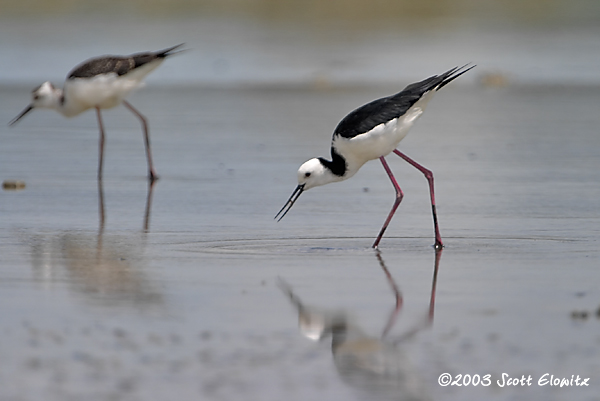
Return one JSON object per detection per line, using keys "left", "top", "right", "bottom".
{"left": 1, "top": 16, "right": 600, "bottom": 401}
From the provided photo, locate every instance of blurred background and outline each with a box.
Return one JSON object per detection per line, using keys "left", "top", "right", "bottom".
{"left": 1, "top": 0, "right": 599, "bottom": 88}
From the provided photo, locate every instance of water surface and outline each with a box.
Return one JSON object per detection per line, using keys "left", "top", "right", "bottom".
{"left": 1, "top": 16, "right": 600, "bottom": 401}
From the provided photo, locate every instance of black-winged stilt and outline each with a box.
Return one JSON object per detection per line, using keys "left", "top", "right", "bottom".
{"left": 9, "top": 44, "right": 185, "bottom": 182}
{"left": 276, "top": 65, "right": 474, "bottom": 249}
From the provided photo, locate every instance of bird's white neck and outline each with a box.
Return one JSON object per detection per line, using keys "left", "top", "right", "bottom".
{"left": 37, "top": 85, "right": 78, "bottom": 117}
{"left": 54, "top": 88, "right": 89, "bottom": 117}
{"left": 319, "top": 149, "right": 366, "bottom": 182}
{"left": 316, "top": 160, "right": 348, "bottom": 187}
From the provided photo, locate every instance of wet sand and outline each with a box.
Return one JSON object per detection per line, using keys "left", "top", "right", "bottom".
{"left": 1, "top": 82, "right": 599, "bottom": 400}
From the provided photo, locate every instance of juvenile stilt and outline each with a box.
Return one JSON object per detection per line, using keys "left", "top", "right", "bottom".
{"left": 9, "top": 44, "right": 185, "bottom": 180}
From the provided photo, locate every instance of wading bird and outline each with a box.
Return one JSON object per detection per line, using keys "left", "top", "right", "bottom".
{"left": 9, "top": 44, "right": 185, "bottom": 182}
{"left": 276, "top": 65, "right": 474, "bottom": 249}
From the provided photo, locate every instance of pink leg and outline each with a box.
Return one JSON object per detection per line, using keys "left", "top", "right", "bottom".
{"left": 393, "top": 149, "right": 443, "bottom": 249}
{"left": 123, "top": 100, "right": 158, "bottom": 182}
{"left": 95, "top": 107, "right": 105, "bottom": 181}
{"left": 372, "top": 156, "right": 404, "bottom": 249}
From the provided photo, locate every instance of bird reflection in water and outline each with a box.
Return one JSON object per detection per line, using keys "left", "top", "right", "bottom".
{"left": 30, "top": 181, "right": 162, "bottom": 309}
{"left": 279, "top": 250, "right": 441, "bottom": 401}
{"left": 98, "top": 179, "right": 156, "bottom": 234}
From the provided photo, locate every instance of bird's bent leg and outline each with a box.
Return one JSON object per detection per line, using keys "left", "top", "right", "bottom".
{"left": 393, "top": 149, "right": 443, "bottom": 249}
{"left": 123, "top": 100, "right": 158, "bottom": 182}
{"left": 372, "top": 156, "right": 404, "bottom": 249}
{"left": 96, "top": 107, "right": 105, "bottom": 181}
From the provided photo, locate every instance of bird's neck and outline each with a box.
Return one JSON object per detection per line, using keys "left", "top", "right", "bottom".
{"left": 319, "top": 149, "right": 347, "bottom": 177}
{"left": 42, "top": 88, "right": 71, "bottom": 116}
{"left": 319, "top": 148, "right": 366, "bottom": 183}
{"left": 55, "top": 88, "right": 86, "bottom": 117}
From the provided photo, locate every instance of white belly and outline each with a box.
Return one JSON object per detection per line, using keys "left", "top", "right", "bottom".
{"left": 61, "top": 60, "right": 163, "bottom": 117}
{"left": 62, "top": 75, "right": 139, "bottom": 116}
{"left": 334, "top": 95, "right": 432, "bottom": 167}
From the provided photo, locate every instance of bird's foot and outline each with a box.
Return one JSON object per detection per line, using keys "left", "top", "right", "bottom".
{"left": 149, "top": 172, "right": 159, "bottom": 182}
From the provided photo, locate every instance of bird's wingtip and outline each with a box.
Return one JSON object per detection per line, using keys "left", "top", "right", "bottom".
{"left": 158, "top": 43, "right": 189, "bottom": 57}
{"left": 437, "top": 63, "right": 476, "bottom": 90}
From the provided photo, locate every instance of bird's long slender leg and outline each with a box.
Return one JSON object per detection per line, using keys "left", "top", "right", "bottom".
{"left": 123, "top": 100, "right": 158, "bottom": 182}
{"left": 393, "top": 149, "right": 443, "bottom": 249}
{"left": 372, "top": 156, "right": 404, "bottom": 249}
{"left": 95, "top": 107, "right": 105, "bottom": 181}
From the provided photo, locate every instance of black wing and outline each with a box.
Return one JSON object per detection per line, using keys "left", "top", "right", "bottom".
{"left": 334, "top": 65, "right": 474, "bottom": 139}
{"left": 67, "top": 44, "right": 185, "bottom": 79}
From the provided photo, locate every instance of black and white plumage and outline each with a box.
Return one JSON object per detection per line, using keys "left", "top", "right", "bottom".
{"left": 9, "top": 44, "right": 185, "bottom": 181}
{"left": 276, "top": 65, "right": 475, "bottom": 249}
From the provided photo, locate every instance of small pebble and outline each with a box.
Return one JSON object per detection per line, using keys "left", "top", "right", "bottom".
{"left": 570, "top": 310, "right": 589, "bottom": 320}
{"left": 3, "top": 180, "right": 26, "bottom": 190}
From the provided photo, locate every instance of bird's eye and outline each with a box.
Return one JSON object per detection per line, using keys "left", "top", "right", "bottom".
{"left": 33, "top": 95, "right": 39, "bottom": 100}
{"left": 304, "top": 172, "right": 311, "bottom": 178}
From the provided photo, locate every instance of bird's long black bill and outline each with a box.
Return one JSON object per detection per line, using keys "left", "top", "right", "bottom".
{"left": 275, "top": 184, "right": 304, "bottom": 221}
{"left": 9, "top": 105, "right": 34, "bottom": 126}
